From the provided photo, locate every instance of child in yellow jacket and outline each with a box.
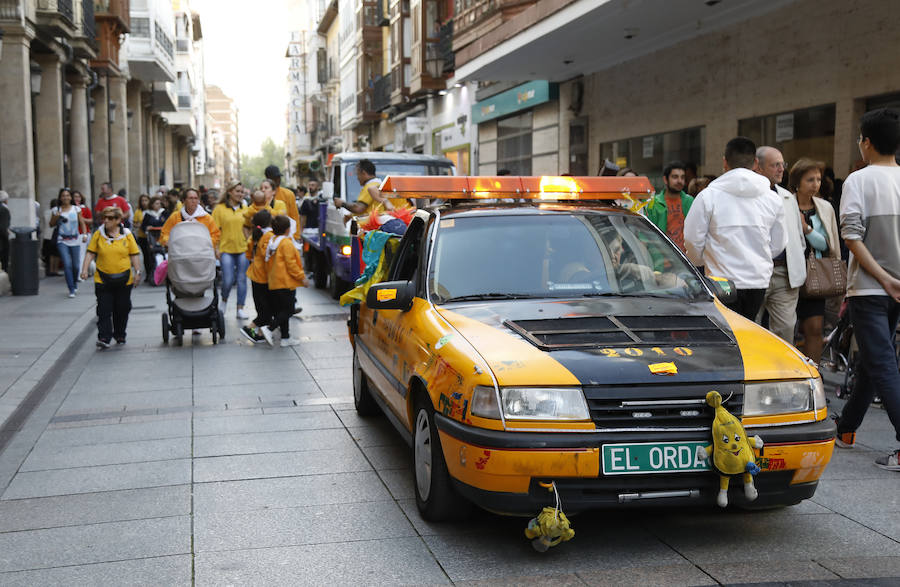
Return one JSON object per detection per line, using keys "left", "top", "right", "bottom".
{"left": 259, "top": 215, "right": 306, "bottom": 347}
{"left": 240, "top": 209, "right": 274, "bottom": 343}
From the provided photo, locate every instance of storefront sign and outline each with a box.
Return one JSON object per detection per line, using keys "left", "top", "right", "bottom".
{"left": 776, "top": 113, "right": 794, "bottom": 142}
{"left": 471, "top": 81, "right": 557, "bottom": 124}
{"left": 406, "top": 116, "right": 428, "bottom": 134}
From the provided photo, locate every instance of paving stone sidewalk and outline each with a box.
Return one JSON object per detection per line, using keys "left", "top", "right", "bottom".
{"left": 0, "top": 280, "right": 898, "bottom": 585}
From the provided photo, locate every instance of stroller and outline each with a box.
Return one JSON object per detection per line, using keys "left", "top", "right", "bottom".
{"left": 161, "top": 221, "right": 225, "bottom": 345}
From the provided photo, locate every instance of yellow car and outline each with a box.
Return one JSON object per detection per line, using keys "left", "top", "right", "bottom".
{"left": 350, "top": 175, "right": 835, "bottom": 520}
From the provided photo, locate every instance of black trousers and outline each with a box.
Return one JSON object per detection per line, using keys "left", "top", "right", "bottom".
{"left": 725, "top": 288, "right": 767, "bottom": 321}
{"left": 95, "top": 282, "right": 132, "bottom": 342}
{"left": 136, "top": 236, "right": 155, "bottom": 283}
{"left": 269, "top": 288, "right": 296, "bottom": 338}
{"left": 251, "top": 281, "right": 272, "bottom": 327}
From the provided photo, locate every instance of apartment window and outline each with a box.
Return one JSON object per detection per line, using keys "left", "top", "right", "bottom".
{"left": 600, "top": 126, "right": 704, "bottom": 189}
{"left": 739, "top": 104, "right": 835, "bottom": 171}
{"left": 496, "top": 112, "right": 532, "bottom": 176}
{"left": 131, "top": 17, "right": 150, "bottom": 37}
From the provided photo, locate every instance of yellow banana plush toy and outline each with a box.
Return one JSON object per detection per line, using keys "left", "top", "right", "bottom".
{"left": 695, "top": 390, "right": 764, "bottom": 507}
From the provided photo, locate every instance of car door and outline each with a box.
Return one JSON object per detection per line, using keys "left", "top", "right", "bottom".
{"left": 357, "top": 216, "right": 431, "bottom": 429}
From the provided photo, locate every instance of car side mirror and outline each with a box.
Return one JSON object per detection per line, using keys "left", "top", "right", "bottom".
{"left": 366, "top": 280, "right": 415, "bottom": 311}
{"left": 705, "top": 276, "right": 737, "bottom": 305}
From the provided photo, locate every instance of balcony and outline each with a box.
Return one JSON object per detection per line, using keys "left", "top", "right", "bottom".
{"left": 151, "top": 80, "right": 177, "bottom": 112}
{"left": 356, "top": 91, "right": 380, "bottom": 124}
{"left": 438, "top": 20, "right": 453, "bottom": 74}
{"left": 93, "top": 0, "right": 130, "bottom": 72}
{"left": 94, "top": 0, "right": 129, "bottom": 31}
{"left": 126, "top": 14, "right": 176, "bottom": 82}
{"left": 356, "top": 1, "right": 382, "bottom": 54}
{"left": 371, "top": 72, "right": 392, "bottom": 112}
{"left": 390, "top": 65, "right": 407, "bottom": 105}
{"left": 71, "top": 0, "right": 98, "bottom": 59}
{"left": 177, "top": 93, "right": 191, "bottom": 109}
{"left": 453, "top": 0, "right": 535, "bottom": 51}
{"left": 35, "top": 0, "right": 76, "bottom": 36}
{"left": 163, "top": 109, "right": 196, "bottom": 138}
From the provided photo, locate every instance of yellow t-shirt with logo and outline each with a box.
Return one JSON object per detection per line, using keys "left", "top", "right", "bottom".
{"left": 212, "top": 203, "right": 248, "bottom": 254}
{"left": 87, "top": 230, "right": 140, "bottom": 285}
{"left": 243, "top": 200, "right": 288, "bottom": 228}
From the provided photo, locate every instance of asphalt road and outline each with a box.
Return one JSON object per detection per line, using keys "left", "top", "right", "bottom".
{"left": 0, "top": 280, "right": 898, "bottom": 585}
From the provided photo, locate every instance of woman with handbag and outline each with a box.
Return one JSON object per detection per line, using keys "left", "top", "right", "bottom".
{"left": 49, "top": 188, "right": 88, "bottom": 297}
{"left": 80, "top": 206, "right": 142, "bottom": 349}
{"left": 791, "top": 158, "right": 843, "bottom": 363}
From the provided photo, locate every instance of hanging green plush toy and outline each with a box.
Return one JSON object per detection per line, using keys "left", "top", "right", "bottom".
{"left": 695, "top": 390, "right": 764, "bottom": 507}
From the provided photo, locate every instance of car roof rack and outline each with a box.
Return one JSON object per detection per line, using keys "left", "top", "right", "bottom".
{"left": 379, "top": 175, "right": 654, "bottom": 201}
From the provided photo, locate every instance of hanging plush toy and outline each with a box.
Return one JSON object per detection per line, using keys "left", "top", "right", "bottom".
{"left": 524, "top": 482, "right": 574, "bottom": 552}
{"left": 696, "top": 390, "right": 764, "bottom": 507}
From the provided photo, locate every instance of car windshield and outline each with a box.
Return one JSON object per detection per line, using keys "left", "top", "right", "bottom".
{"left": 428, "top": 213, "right": 708, "bottom": 302}
{"left": 343, "top": 162, "right": 454, "bottom": 202}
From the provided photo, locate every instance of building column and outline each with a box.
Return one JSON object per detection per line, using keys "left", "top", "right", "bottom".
{"left": 834, "top": 97, "right": 866, "bottom": 178}
{"left": 90, "top": 76, "right": 109, "bottom": 195}
{"left": 126, "top": 81, "right": 144, "bottom": 198}
{"left": 0, "top": 32, "right": 36, "bottom": 227}
{"left": 108, "top": 74, "right": 129, "bottom": 197}
{"left": 69, "top": 77, "right": 91, "bottom": 199}
{"left": 163, "top": 126, "right": 174, "bottom": 188}
{"left": 33, "top": 52, "right": 65, "bottom": 231}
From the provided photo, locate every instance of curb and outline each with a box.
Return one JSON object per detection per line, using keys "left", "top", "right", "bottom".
{"left": 0, "top": 303, "right": 95, "bottom": 453}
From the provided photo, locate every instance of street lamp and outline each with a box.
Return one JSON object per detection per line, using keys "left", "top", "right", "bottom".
{"left": 63, "top": 82, "right": 72, "bottom": 110}
{"left": 108, "top": 100, "right": 117, "bottom": 124}
{"left": 88, "top": 97, "right": 95, "bottom": 123}
{"left": 0, "top": 29, "right": 5, "bottom": 60}
{"left": 127, "top": 109, "right": 133, "bottom": 130}
{"left": 29, "top": 61, "right": 42, "bottom": 95}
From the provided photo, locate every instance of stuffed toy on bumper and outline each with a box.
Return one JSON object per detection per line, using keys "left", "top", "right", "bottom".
{"left": 696, "top": 390, "right": 764, "bottom": 507}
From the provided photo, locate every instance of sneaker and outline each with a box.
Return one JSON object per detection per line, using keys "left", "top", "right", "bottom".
{"left": 835, "top": 431, "right": 856, "bottom": 449}
{"left": 875, "top": 449, "right": 900, "bottom": 471}
{"left": 292, "top": 306, "right": 303, "bottom": 315}
{"left": 68, "top": 292, "right": 75, "bottom": 298}
{"left": 236, "top": 308, "right": 250, "bottom": 320}
{"left": 259, "top": 325, "right": 274, "bottom": 347}
{"left": 280, "top": 337, "right": 301, "bottom": 347}
{"left": 96, "top": 339, "right": 111, "bottom": 349}
{"left": 218, "top": 299, "right": 227, "bottom": 315}
{"left": 115, "top": 338, "right": 126, "bottom": 345}
{"left": 239, "top": 325, "right": 258, "bottom": 342}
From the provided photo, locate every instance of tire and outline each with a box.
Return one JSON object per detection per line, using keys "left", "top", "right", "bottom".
{"left": 313, "top": 253, "right": 328, "bottom": 290}
{"left": 412, "top": 394, "right": 470, "bottom": 521}
{"left": 352, "top": 348, "right": 379, "bottom": 417}
{"left": 218, "top": 310, "right": 226, "bottom": 340}
{"left": 161, "top": 313, "right": 170, "bottom": 344}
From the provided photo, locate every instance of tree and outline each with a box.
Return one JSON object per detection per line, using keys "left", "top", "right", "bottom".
{"left": 240, "top": 137, "right": 285, "bottom": 189}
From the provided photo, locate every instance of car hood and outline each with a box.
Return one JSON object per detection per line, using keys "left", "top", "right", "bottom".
{"left": 435, "top": 297, "right": 812, "bottom": 387}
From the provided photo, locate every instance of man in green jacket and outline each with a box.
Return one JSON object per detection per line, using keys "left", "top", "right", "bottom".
{"left": 645, "top": 161, "right": 693, "bottom": 253}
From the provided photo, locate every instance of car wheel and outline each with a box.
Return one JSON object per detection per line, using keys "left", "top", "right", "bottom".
{"left": 352, "top": 348, "right": 379, "bottom": 416}
{"left": 161, "top": 313, "right": 169, "bottom": 344}
{"left": 413, "top": 395, "right": 469, "bottom": 521}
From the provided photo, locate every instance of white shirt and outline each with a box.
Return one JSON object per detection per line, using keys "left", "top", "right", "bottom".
{"left": 684, "top": 168, "right": 787, "bottom": 289}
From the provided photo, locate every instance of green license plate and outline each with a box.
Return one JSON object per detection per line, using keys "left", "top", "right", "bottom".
{"left": 602, "top": 441, "right": 711, "bottom": 475}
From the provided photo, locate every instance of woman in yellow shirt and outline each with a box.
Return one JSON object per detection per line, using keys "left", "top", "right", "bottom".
{"left": 212, "top": 180, "right": 250, "bottom": 320}
{"left": 79, "top": 206, "right": 142, "bottom": 349}
{"left": 158, "top": 188, "right": 220, "bottom": 248}
{"left": 259, "top": 215, "right": 306, "bottom": 347}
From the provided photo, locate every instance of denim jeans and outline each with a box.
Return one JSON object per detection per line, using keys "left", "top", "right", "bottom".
{"left": 220, "top": 252, "right": 249, "bottom": 305}
{"left": 56, "top": 241, "right": 81, "bottom": 294}
{"left": 838, "top": 295, "right": 900, "bottom": 442}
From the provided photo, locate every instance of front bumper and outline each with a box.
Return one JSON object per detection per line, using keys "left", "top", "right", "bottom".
{"left": 435, "top": 414, "right": 835, "bottom": 515}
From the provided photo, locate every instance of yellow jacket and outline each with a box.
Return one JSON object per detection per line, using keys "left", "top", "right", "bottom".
{"left": 275, "top": 186, "right": 300, "bottom": 226}
{"left": 243, "top": 200, "right": 287, "bottom": 228}
{"left": 158, "top": 210, "right": 220, "bottom": 248}
{"left": 246, "top": 230, "right": 274, "bottom": 284}
{"left": 266, "top": 236, "right": 306, "bottom": 290}
{"left": 212, "top": 203, "right": 248, "bottom": 254}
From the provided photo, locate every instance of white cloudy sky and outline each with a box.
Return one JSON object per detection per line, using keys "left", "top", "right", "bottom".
{"left": 192, "top": 0, "right": 296, "bottom": 158}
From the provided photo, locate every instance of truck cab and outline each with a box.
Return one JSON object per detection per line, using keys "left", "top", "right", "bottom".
{"left": 302, "top": 152, "right": 455, "bottom": 298}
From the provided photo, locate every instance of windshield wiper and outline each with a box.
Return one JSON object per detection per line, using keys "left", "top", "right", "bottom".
{"left": 580, "top": 292, "right": 681, "bottom": 299}
{"left": 441, "top": 292, "right": 541, "bottom": 302}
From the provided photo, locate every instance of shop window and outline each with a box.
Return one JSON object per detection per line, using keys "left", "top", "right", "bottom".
{"left": 443, "top": 147, "right": 469, "bottom": 174}
{"left": 496, "top": 112, "right": 532, "bottom": 176}
{"left": 739, "top": 104, "right": 835, "bottom": 172}
{"left": 600, "top": 126, "right": 704, "bottom": 189}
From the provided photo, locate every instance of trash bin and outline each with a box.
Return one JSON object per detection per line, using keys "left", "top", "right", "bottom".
{"left": 9, "top": 226, "right": 39, "bottom": 295}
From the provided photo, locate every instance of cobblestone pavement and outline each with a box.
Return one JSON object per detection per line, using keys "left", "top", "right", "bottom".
{"left": 0, "top": 276, "right": 899, "bottom": 585}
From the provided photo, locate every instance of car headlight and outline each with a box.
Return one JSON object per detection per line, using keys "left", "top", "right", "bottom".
{"left": 744, "top": 378, "right": 825, "bottom": 416}
{"left": 500, "top": 387, "right": 589, "bottom": 421}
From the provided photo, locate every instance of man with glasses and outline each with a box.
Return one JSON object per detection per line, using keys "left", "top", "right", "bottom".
{"left": 754, "top": 146, "right": 807, "bottom": 341}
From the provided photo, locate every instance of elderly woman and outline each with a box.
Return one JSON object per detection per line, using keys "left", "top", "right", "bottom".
{"left": 213, "top": 180, "right": 250, "bottom": 319}
{"left": 80, "top": 206, "right": 142, "bottom": 348}
{"left": 158, "top": 188, "right": 220, "bottom": 249}
{"left": 790, "top": 158, "right": 840, "bottom": 364}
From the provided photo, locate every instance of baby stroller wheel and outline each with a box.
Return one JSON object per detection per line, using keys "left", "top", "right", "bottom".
{"left": 211, "top": 320, "right": 218, "bottom": 345}
{"left": 161, "top": 313, "right": 170, "bottom": 344}
{"left": 218, "top": 310, "right": 226, "bottom": 340}
{"left": 173, "top": 322, "right": 184, "bottom": 346}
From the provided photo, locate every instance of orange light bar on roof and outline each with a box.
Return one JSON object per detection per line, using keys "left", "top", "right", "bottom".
{"left": 379, "top": 175, "right": 654, "bottom": 199}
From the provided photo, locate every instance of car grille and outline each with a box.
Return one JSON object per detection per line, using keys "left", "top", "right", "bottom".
{"left": 583, "top": 383, "right": 744, "bottom": 430}
{"left": 504, "top": 315, "right": 734, "bottom": 350}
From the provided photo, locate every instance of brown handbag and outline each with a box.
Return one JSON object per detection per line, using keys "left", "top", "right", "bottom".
{"left": 800, "top": 255, "right": 847, "bottom": 299}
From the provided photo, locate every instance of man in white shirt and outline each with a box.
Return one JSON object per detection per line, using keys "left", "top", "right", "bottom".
{"left": 754, "top": 146, "right": 806, "bottom": 341}
{"left": 684, "top": 137, "right": 787, "bottom": 320}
